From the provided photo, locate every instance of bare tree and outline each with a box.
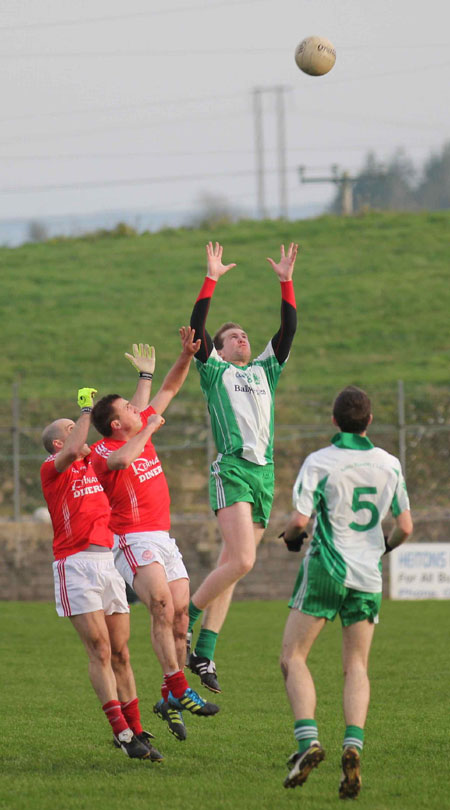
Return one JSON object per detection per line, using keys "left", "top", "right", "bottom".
{"left": 27, "top": 220, "right": 49, "bottom": 243}
{"left": 189, "top": 191, "right": 240, "bottom": 229}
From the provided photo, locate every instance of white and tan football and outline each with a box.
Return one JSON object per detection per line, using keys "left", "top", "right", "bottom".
{"left": 295, "top": 36, "right": 336, "bottom": 76}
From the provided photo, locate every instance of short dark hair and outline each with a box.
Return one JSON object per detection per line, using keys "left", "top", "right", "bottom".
{"left": 333, "top": 386, "right": 372, "bottom": 433}
{"left": 91, "top": 394, "right": 121, "bottom": 437}
{"left": 213, "top": 322, "right": 244, "bottom": 351}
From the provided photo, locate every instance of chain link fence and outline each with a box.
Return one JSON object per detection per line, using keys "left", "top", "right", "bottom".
{"left": 0, "top": 382, "right": 449, "bottom": 527}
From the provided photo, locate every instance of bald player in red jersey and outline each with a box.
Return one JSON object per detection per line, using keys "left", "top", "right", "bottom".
{"left": 91, "top": 328, "right": 220, "bottom": 743}
{"left": 41, "top": 385, "right": 162, "bottom": 762}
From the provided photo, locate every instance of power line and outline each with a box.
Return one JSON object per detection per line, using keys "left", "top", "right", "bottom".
{"left": 1, "top": 84, "right": 447, "bottom": 132}
{"left": 0, "top": 99, "right": 445, "bottom": 148}
{"left": 319, "top": 61, "right": 450, "bottom": 83}
{"left": 289, "top": 106, "right": 447, "bottom": 132}
{"left": 0, "top": 0, "right": 269, "bottom": 31}
{"left": 0, "top": 143, "right": 436, "bottom": 162}
{"left": 0, "top": 92, "right": 245, "bottom": 127}
{"left": 0, "top": 108, "right": 249, "bottom": 146}
{"left": 0, "top": 47, "right": 287, "bottom": 59}
{"left": 0, "top": 181, "right": 317, "bottom": 225}
{"left": 0, "top": 166, "right": 307, "bottom": 194}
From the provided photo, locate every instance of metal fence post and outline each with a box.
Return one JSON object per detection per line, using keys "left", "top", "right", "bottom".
{"left": 397, "top": 379, "right": 406, "bottom": 477}
{"left": 12, "top": 380, "right": 21, "bottom": 521}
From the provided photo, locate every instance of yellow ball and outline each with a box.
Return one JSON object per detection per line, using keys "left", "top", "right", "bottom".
{"left": 295, "top": 36, "right": 336, "bottom": 76}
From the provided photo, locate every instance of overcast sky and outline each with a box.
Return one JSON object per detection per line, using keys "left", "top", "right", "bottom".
{"left": 1, "top": 0, "right": 449, "bottom": 224}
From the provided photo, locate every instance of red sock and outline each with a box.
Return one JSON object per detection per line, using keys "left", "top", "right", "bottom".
{"left": 121, "top": 697, "right": 143, "bottom": 735}
{"left": 102, "top": 700, "right": 129, "bottom": 735}
{"left": 161, "top": 682, "right": 169, "bottom": 702}
{"left": 164, "top": 670, "right": 189, "bottom": 698}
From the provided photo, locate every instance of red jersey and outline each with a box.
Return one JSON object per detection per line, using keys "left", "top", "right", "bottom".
{"left": 90, "top": 405, "right": 171, "bottom": 535}
{"left": 40, "top": 454, "right": 113, "bottom": 560}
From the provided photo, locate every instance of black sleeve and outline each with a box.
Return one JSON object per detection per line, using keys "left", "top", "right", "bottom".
{"left": 271, "top": 299, "right": 297, "bottom": 364}
{"left": 190, "top": 297, "right": 214, "bottom": 364}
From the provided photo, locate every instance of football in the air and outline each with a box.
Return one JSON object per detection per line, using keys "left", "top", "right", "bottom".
{"left": 295, "top": 36, "right": 336, "bottom": 76}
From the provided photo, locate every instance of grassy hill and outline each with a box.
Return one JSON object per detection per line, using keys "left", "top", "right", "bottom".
{"left": 1, "top": 211, "right": 449, "bottom": 411}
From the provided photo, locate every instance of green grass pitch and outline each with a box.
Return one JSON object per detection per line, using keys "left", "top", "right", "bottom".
{"left": 1, "top": 599, "right": 449, "bottom": 810}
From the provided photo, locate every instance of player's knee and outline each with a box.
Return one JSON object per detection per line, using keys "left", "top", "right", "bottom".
{"left": 173, "top": 621, "right": 188, "bottom": 645}
{"left": 150, "top": 594, "right": 174, "bottom": 623}
{"left": 343, "top": 658, "right": 368, "bottom": 678}
{"left": 89, "top": 636, "right": 111, "bottom": 666}
{"left": 173, "top": 607, "right": 188, "bottom": 633}
{"left": 233, "top": 553, "right": 255, "bottom": 578}
{"left": 111, "top": 644, "right": 130, "bottom": 668}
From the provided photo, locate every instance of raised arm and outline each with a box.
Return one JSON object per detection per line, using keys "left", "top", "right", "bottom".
{"left": 125, "top": 343, "right": 156, "bottom": 411}
{"left": 106, "top": 412, "right": 165, "bottom": 470}
{"left": 53, "top": 388, "right": 97, "bottom": 473}
{"left": 266, "top": 243, "right": 298, "bottom": 364}
{"left": 150, "top": 326, "right": 201, "bottom": 415}
{"left": 190, "top": 241, "right": 236, "bottom": 363}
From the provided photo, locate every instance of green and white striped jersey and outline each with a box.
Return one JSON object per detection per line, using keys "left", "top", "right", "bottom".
{"left": 195, "top": 342, "right": 285, "bottom": 465}
{"left": 293, "top": 432, "right": 410, "bottom": 593}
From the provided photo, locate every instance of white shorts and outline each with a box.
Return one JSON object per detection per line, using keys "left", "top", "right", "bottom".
{"left": 53, "top": 551, "right": 129, "bottom": 618}
{"left": 113, "top": 531, "right": 189, "bottom": 588}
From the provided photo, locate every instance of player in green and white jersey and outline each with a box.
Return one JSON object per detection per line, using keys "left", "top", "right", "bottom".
{"left": 280, "top": 386, "right": 413, "bottom": 798}
{"left": 187, "top": 241, "right": 298, "bottom": 693}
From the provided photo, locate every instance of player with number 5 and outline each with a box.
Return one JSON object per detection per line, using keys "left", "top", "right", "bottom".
{"left": 279, "top": 385, "right": 413, "bottom": 798}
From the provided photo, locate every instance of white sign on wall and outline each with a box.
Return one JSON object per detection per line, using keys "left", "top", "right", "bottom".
{"left": 390, "top": 543, "right": 450, "bottom": 599}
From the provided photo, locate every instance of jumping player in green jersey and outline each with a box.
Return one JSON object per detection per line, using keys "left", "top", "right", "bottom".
{"left": 279, "top": 385, "right": 413, "bottom": 799}
{"left": 187, "top": 240, "right": 298, "bottom": 693}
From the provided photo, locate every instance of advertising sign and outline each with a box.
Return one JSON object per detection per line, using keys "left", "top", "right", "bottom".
{"left": 390, "top": 543, "right": 450, "bottom": 599}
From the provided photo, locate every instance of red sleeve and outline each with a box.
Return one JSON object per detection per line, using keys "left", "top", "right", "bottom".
{"left": 195, "top": 276, "right": 217, "bottom": 302}
{"left": 280, "top": 279, "right": 296, "bottom": 308}
{"left": 140, "top": 405, "right": 156, "bottom": 425}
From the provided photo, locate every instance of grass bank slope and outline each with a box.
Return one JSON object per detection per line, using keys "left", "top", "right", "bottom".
{"left": 1, "top": 211, "right": 449, "bottom": 401}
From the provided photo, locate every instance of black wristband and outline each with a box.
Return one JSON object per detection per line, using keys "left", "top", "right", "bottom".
{"left": 384, "top": 534, "right": 393, "bottom": 554}
{"left": 139, "top": 371, "right": 153, "bottom": 380}
{"left": 80, "top": 407, "right": 92, "bottom": 414}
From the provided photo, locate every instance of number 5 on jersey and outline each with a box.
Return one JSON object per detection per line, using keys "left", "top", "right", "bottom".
{"left": 349, "top": 486, "right": 379, "bottom": 532}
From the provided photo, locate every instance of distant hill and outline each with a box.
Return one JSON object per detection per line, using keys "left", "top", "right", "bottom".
{"left": 2, "top": 212, "right": 449, "bottom": 409}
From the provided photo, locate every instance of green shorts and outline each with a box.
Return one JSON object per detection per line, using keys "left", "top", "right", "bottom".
{"left": 209, "top": 455, "right": 274, "bottom": 527}
{"left": 289, "top": 550, "right": 381, "bottom": 626}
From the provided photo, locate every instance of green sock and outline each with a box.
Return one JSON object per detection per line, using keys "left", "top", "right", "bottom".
{"left": 194, "top": 628, "right": 218, "bottom": 660}
{"left": 343, "top": 725, "right": 364, "bottom": 751}
{"left": 188, "top": 600, "right": 203, "bottom": 633}
{"left": 294, "top": 719, "right": 319, "bottom": 754}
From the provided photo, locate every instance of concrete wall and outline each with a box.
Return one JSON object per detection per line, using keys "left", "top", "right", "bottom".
{"left": 1, "top": 509, "right": 448, "bottom": 602}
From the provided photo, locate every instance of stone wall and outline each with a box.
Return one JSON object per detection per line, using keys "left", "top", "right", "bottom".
{"left": 1, "top": 509, "right": 448, "bottom": 602}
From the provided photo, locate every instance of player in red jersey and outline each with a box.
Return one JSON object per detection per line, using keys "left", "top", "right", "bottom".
{"left": 91, "top": 328, "right": 220, "bottom": 743}
{"left": 41, "top": 386, "right": 163, "bottom": 762}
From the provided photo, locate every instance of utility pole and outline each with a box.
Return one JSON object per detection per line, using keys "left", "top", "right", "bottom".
{"left": 252, "top": 88, "right": 267, "bottom": 219}
{"left": 298, "top": 164, "right": 386, "bottom": 215}
{"left": 275, "top": 85, "right": 288, "bottom": 218}
{"left": 12, "top": 380, "right": 20, "bottom": 521}
{"left": 252, "top": 86, "right": 289, "bottom": 219}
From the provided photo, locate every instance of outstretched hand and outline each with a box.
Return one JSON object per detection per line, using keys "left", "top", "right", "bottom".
{"left": 77, "top": 387, "right": 97, "bottom": 409}
{"left": 266, "top": 242, "right": 299, "bottom": 281}
{"left": 206, "top": 241, "right": 236, "bottom": 281}
{"left": 179, "top": 325, "right": 201, "bottom": 356}
{"left": 125, "top": 343, "right": 156, "bottom": 375}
